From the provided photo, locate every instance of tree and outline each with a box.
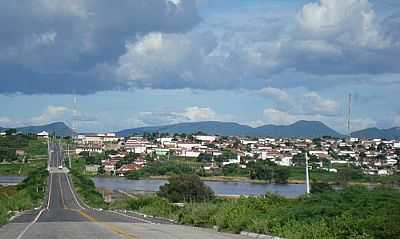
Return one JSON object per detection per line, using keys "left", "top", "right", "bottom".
{"left": 97, "top": 166, "right": 105, "bottom": 175}
{"left": 337, "top": 167, "right": 363, "bottom": 185}
{"left": 293, "top": 153, "right": 305, "bottom": 166}
{"left": 5, "top": 128, "right": 16, "bottom": 136}
{"left": 310, "top": 180, "right": 334, "bottom": 194}
{"left": 274, "top": 167, "right": 289, "bottom": 184}
{"left": 157, "top": 174, "right": 215, "bottom": 202}
{"left": 249, "top": 161, "right": 273, "bottom": 182}
{"left": 198, "top": 153, "right": 212, "bottom": 162}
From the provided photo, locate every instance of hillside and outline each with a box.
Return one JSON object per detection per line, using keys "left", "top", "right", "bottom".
{"left": 352, "top": 127, "right": 400, "bottom": 140}
{"left": 117, "top": 120, "right": 342, "bottom": 138}
{"left": 0, "top": 122, "right": 74, "bottom": 137}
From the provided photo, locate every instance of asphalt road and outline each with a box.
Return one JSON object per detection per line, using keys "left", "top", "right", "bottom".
{"left": 0, "top": 143, "right": 250, "bottom": 239}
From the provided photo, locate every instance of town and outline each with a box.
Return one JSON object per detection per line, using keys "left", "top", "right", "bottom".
{"left": 60, "top": 130, "right": 400, "bottom": 180}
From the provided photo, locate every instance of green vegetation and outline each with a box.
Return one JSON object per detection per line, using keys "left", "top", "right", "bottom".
{"left": 0, "top": 167, "right": 48, "bottom": 225}
{"left": 0, "top": 160, "right": 46, "bottom": 176}
{"left": 126, "top": 160, "right": 290, "bottom": 184}
{"left": 0, "top": 134, "right": 47, "bottom": 161}
{"left": 126, "top": 160, "right": 200, "bottom": 179}
{"left": 70, "top": 166, "right": 108, "bottom": 209}
{"left": 289, "top": 166, "right": 400, "bottom": 185}
{"left": 115, "top": 186, "right": 400, "bottom": 239}
{"left": 158, "top": 174, "right": 215, "bottom": 202}
{"left": 0, "top": 134, "right": 47, "bottom": 176}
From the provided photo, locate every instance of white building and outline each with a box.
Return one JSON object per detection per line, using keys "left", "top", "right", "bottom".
{"left": 37, "top": 131, "right": 49, "bottom": 139}
{"left": 222, "top": 155, "right": 241, "bottom": 166}
{"left": 194, "top": 135, "right": 217, "bottom": 142}
{"left": 179, "top": 150, "right": 201, "bottom": 158}
{"left": 176, "top": 142, "right": 201, "bottom": 150}
{"left": 275, "top": 156, "right": 292, "bottom": 167}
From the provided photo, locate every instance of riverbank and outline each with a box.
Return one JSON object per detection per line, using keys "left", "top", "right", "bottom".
{"left": 197, "top": 177, "right": 396, "bottom": 187}
{"left": 91, "top": 176, "right": 306, "bottom": 198}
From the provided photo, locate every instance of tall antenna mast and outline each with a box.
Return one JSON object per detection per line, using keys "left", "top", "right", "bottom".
{"left": 347, "top": 93, "right": 352, "bottom": 141}
{"left": 72, "top": 96, "right": 78, "bottom": 138}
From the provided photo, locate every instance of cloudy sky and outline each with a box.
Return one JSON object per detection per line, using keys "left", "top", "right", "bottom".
{"left": 1, "top": 0, "right": 400, "bottom": 133}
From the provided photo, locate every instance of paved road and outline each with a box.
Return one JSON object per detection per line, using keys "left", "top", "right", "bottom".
{"left": 0, "top": 143, "right": 249, "bottom": 239}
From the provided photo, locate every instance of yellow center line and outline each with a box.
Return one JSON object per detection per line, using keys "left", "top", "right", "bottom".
{"left": 72, "top": 209, "right": 138, "bottom": 239}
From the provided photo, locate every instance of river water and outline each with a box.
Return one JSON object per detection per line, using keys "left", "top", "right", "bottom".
{"left": 0, "top": 176, "right": 26, "bottom": 185}
{"left": 0, "top": 176, "right": 307, "bottom": 198}
{"left": 92, "top": 177, "right": 306, "bottom": 198}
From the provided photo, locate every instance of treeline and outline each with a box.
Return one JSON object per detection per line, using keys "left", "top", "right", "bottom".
{"left": 126, "top": 160, "right": 290, "bottom": 184}
{"left": 0, "top": 167, "right": 48, "bottom": 224}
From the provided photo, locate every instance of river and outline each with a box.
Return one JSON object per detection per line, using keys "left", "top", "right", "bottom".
{"left": 0, "top": 176, "right": 307, "bottom": 198}
{"left": 92, "top": 177, "right": 306, "bottom": 198}
{"left": 0, "top": 176, "right": 26, "bottom": 185}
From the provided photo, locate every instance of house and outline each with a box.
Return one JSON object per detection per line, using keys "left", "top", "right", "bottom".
{"left": 37, "top": 131, "right": 49, "bottom": 139}
{"left": 103, "top": 161, "right": 117, "bottom": 174}
{"left": 76, "top": 144, "right": 103, "bottom": 154}
{"left": 275, "top": 156, "right": 292, "bottom": 167}
{"left": 176, "top": 142, "right": 201, "bottom": 150}
{"left": 178, "top": 150, "right": 201, "bottom": 158}
{"left": 194, "top": 135, "right": 217, "bottom": 142}
{"left": 155, "top": 148, "right": 169, "bottom": 156}
{"left": 76, "top": 133, "right": 119, "bottom": 144}
{"left": 222, "top": 155, "right": 241, "bottom": 166}
{"left": 85, "top": 165, "right": 100, "bottom": 173}
{"left": 116, "top": 163, "right": 140, "bottom": 176}
{"left": 16, "top": 149, "right": 25, "bottom": 157}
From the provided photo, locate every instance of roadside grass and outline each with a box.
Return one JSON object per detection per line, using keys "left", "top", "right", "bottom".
{"left": 0, "top": 167, "right": 48, "bottom": 225}
{"left": 70, "top": 166, "right": 109, "bottom": 209}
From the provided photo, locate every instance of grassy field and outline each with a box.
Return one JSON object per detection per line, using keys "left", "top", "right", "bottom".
{"left": 0, "top": 167, "right": 48, "bottom": 225}
{"left": 0, "top": 160, "right": 46, "bottom": 176}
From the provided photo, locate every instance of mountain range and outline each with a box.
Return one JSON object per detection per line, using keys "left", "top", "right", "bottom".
{"left": 116, "top": 120, "right": 343, "bottom": 138}
{"left": 0, "top": 122, "right": 74, "bottom": 137}
{"left": 2, "top": 121, "right": 400, "bottom": 139}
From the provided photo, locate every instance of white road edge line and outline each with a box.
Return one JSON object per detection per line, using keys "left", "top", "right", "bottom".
{"left": 47, "top": 173, "right": 53, "bottom": 209}
{"left": 15, "top": 208, "right": 45, "bottom": 239}
{"left": 15, "top": 172, "right": 53, "bottom": 239}
{"left": 64, "top": 173, "right": 86, "bottom": 210}
{"left": 107, "top": 210, "right": 155, "bottom": 224}
{"left": 65, "top": 173, "right": 156, "bottom": 224}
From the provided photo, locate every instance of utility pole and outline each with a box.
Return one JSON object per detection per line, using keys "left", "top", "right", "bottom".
{"left": 68, "top": 143, "right": 71, "bottom": 169}
{"left": 347, "top": 93, "right": 352, "bottom": 142}
{"left": 305, "top": 152, "right": 310, "bottom": 195}
{"left": 47, "top": 137, "right": 51, "bottom": 171}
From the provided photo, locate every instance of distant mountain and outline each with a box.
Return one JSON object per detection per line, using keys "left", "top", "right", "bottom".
{"left": 117, "top": 121, "right": 254, "bottom": 137}
{"left": 117, "top": 120, "right": 343, "bottom": 138}
{"left": 0, "top": 122, "right": 74, "bottom": 137}
{"left": 352, "top": 127, "right": 400, "bottom": 140}
{"left": 255, "top": 120, "right": 342, "bottom": 138}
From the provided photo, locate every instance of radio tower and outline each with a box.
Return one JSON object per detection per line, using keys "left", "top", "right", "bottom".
{"left": 347, "top": 93, "right": 352, "bottom": 142}
{"left": 72, "top": 96, "right": 78, "bottom": 139}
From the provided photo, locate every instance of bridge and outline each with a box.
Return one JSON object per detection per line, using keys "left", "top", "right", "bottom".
{"left": 0, "top": 143, "right": 249, "bottom": 239}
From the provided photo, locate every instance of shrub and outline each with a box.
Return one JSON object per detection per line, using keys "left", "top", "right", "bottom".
{"left": 158, "top": 174, "right": 215, "bottom": 203}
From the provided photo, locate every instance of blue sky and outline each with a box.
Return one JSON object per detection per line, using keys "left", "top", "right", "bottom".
{"left": 0, "top": 0, "right": 400, "bottom": 133}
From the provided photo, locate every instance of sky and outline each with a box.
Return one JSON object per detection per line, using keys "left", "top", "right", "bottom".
{"left": 1, "top": 0, "right": 400, "bottom": 133}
